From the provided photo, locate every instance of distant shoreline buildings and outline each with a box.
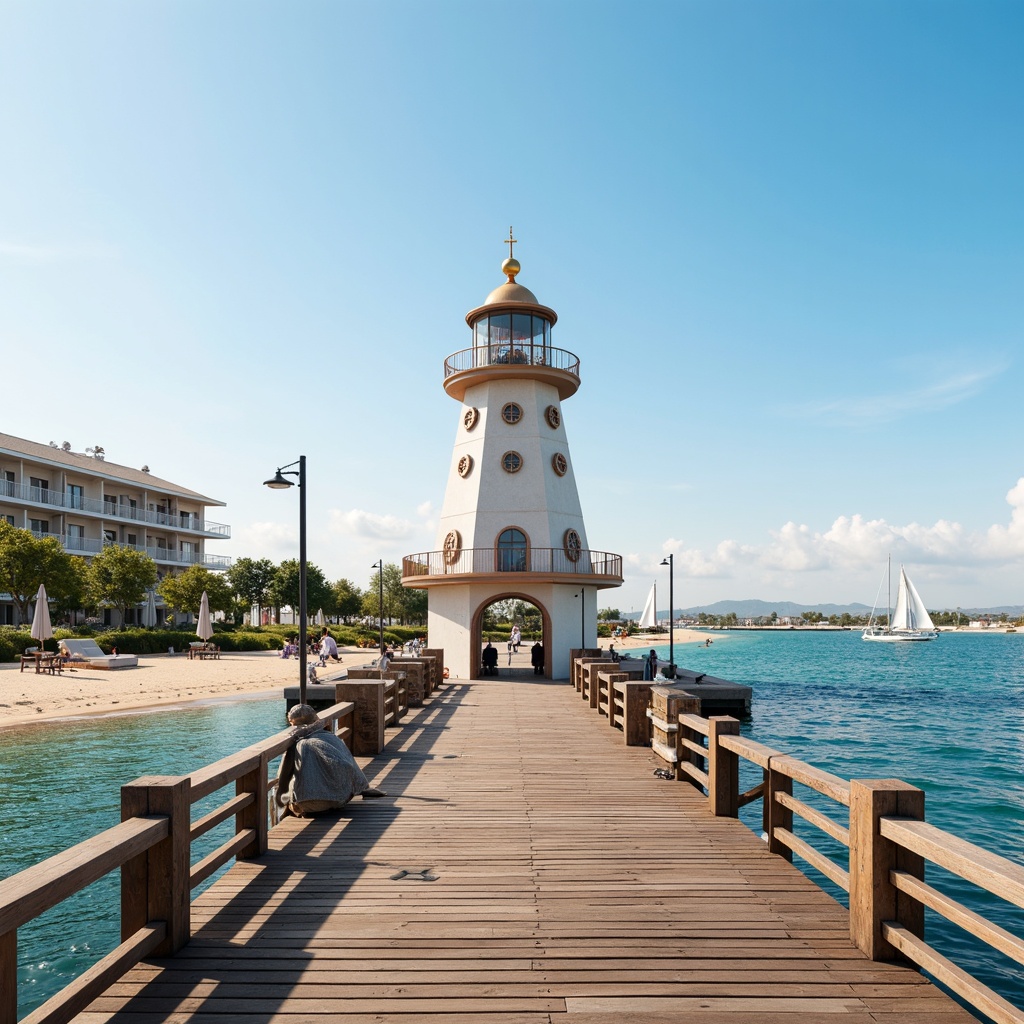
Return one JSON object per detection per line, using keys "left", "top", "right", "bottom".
{"left": 0, "top": 431, "right": 230, "bottom": 626}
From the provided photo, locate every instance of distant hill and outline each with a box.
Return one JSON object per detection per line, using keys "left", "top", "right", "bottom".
{"left": 621, "top": 599, "right": 1024, "bottom": 619}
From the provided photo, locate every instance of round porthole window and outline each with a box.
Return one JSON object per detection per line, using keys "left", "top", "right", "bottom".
{"left": 552, "top": 453, "right": 568, "bottom": 476}
{"left": 502, "top": 402, "right": 523, "bottom": 425}
{"left": 546, "top": 405, "right": 561, "bottom": 429}
{"left": 501, "top": 451, "right": 523, "bottom": 474}
{"left": 464, "top": 407, "right": 479, "bottom": 431}
{"left": 564, "top": 528, "right": 582, "bottom": 562}
{"left": 443, "top": 530, "right": 462, "bottom": 565}
{"left": 458, "top": 454, "right": 473, "bottom": 477}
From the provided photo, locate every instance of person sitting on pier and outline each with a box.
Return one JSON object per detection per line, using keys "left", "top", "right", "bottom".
{"left": 644, "top": 649, "right": 658, "bottom": 680}
{"left": 276, "top": 704, "right": 385, "bottom": 818}
{"left": 481, "top": 641, "right": 499, "bottom": 676}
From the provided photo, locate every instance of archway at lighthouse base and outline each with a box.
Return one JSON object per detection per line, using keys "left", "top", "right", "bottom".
{"left": 474, "top": 595, "right": 548, "bottom": 680}
{"left": 425, "top": 582, "right": 596, "bottom": 682}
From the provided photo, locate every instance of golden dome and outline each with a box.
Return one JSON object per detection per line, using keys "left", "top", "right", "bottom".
{"left": 483, "top": 279, "right": 540, "bottom": 306}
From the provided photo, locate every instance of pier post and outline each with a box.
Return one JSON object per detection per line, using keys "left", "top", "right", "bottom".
{"left": 765, "top": 759, "right": 793, "bottom": 860}
{"left": 1, "top": 930, "right": 15, "bottom": 1024}
{"left": 335, "top": 679, "right": 387, "bottom": 755}
{"left": 236, "top": 752, "right": 270, "bottom": 859}
{"left": 708, "top": 716, "right": 740, "bottom": 817}
{"left": 849, "top": 779, "right": 925, "bottom": 961}
{"left": 121, "top": 775, "right": 191, "bottom": 956}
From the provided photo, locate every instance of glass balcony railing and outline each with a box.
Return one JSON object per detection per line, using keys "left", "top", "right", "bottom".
{"left": 1, "top": 479, "right": 230, "bottom": 536}
{"left": 29, "top": 531, "right": 231, "bottom": 569}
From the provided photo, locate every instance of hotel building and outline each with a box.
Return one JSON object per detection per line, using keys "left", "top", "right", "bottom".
{"left": 0, "top": 432, "right": 231, "bottom": 626}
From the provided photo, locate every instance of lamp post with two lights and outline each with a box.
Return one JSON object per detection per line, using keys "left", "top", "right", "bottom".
{"left": 660, "top": 553, "right": 675, "bottom": 677}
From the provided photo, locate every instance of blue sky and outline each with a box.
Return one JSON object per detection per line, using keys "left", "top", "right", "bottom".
{"left": 3, "top": 0, "right": 1022, "bottom": 613}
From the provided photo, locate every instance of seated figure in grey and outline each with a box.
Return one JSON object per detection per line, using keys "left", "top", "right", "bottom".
{"left": 276, "top": 704, "right": 385, "bottom": 817}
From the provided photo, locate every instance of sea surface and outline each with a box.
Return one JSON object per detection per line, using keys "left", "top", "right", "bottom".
{"left": 2, "top": 631, "right": 1023, "bottom": 1020}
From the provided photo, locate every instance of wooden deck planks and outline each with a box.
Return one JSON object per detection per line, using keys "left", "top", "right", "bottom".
{"left": 78, "top": 679, "right": 979, "bottom": 1023}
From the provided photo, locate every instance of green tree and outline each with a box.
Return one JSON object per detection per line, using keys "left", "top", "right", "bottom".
{"left": 158, "top": 564, "right": 234, "bottom": 618}
{"left": 0, "top": 522, "right": 85, "bottom": 623}
{"left": 51, "top": 556, "right": 91, "bottom": 622}
{"left": 87, "top": 545, "right": 158, "bottom": 625}
{"left": 332, "top": 578, "right": 364, "bottom": 623}
{"left": 270, "top": 559, "right": 332, "bottom": 620}
{"left": 227, "top": 557, "right": 276, "bottom": 618}
{"left": 597, "top": 608, "right": 621, "bottom": 621}
{"left": 363, "top": 563, "right": 407, "bottom": 623}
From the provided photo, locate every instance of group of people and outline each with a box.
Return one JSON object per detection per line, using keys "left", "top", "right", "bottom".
{"left": 480, "top": 634, "right": 545, "bottom": 676}
{"left": 280, "top": 628, "right": 343, "bottom": 664}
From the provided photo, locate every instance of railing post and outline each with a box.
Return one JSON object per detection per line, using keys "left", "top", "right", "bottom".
{"left": 849, "top": 779, "right": 925, "bottom": 961}
{"left": 237, "top": 752, "right": 270, "bottom": 859}
{"left": 765, "top": 757, "right": 793, "bottom": 860}
{"left": 708, "top": 717, "right": 740, "bottom": 817}
{"left": 1, "top": 930, "right": 16, "bottom": 1024}
{"left": 121, "top": 775, "right": 191, "bottom": 956}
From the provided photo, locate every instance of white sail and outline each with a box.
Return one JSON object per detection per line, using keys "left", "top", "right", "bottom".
{"left": 638, "top": 584, "right": 657, "bottom": 629}
{"left": 890, "top": 566, "right": 935, "bottom": 632}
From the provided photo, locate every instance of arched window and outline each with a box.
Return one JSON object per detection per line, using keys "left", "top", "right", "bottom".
{"left": 496, "top": 528, "right": 528, "bottom": 572}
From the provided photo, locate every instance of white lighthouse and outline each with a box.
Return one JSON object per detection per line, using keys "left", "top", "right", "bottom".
{"left": 402, "top": 234, "right": 622, "bottom": 679}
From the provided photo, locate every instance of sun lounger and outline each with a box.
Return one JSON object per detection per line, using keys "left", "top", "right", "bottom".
{"left": 59, "top": 638, "right": 139, "bottom": 670}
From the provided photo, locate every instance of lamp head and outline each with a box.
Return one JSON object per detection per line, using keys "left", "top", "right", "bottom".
{"left": 264, "top": 469, "right": 293, "bottom": 489}
{"left": 660, "top": 556, "right": 671, "bottom": 566}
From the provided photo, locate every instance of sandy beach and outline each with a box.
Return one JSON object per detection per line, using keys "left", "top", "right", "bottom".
{"left": 0, "top": 629, "right": 719, "bottom": 730}
{"left": 0, "top": 650, "right": 341, "bottom": 730}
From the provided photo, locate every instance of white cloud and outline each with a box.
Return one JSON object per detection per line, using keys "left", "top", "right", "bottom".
{"left": 329, "top": 508, "right": 417, "bottom": 540}
{"left": 0, "top": 240, "right": 116, "bottom": 264}
{"left": 645, "top": 477, "right": 1024, "bottom": 586}
{"left": 233, "top": 521, "right": 296, "bottom": 555}
{"left": 785, "top": 363, "right": 1007, "bottom": 426}
{"left": 416, "top": 501, "right": 434, "bottom": 518}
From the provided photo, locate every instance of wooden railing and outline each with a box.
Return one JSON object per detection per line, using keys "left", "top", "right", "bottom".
{"left": 677, "top": 712, "right": 1024, "bottom": 1024}
{"left": 0, "top": 701, "right": 355, "bottom": 1024}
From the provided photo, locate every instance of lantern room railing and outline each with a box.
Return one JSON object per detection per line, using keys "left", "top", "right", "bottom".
{"left": 444, "top": 344, "right": 580, "bottom": 379}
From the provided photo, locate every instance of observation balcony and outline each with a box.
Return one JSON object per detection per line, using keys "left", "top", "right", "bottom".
{"left": 443, "top": 344, "right": 581, "bottom": 401}
{"left": 0, "top": 479, "right": 230, "bottom": 537}
{"left": 402, "top": 546, "right": 622, "bottom": 590}
{"left": 30, "top": 530, "right": 232, "bottom": 569}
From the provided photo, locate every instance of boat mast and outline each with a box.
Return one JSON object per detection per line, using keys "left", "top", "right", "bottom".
{"left": 886, "top": 554, "right": 891, "bottom": 631}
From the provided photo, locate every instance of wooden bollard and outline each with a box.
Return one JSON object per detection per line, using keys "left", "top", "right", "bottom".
{"left": 121, "top": 775, "right": 190, "bottom": 956}
{"left": 849, "top": 779, "right": 925, "bottom": 961}
{"left": 708, "top": 716, "right": 741, "bottom": 817}
{"left": 335, "top": 679, "right": 386, "bottom": 756}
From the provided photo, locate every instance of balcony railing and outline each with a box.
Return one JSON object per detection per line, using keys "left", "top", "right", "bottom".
{"left": 403, "top": 547, "right": 622, "bottom": 581}
{"left": 444, "top": 344, "right": 580, "bottom": 379}
{"left": 30, "top": 531, "right": 231, "bottom": 569}
{"left": 0, "top": 480, "right": 230, "bottom": 537}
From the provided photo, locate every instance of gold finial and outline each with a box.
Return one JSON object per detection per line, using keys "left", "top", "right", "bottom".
{"left": 501, "top": 226, "right": 520, "bottom": 282}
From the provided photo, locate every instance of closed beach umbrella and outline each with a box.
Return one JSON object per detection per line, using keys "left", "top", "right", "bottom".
{"left": 31, "top": 584, "right": 53, "bottom": 651}
{"left": 315, "top": 608, "right": 325, "bottom": 626}
{"left": 196, "top": 590, "right": 213, "bottom": 641}
{"left": 142, "top": 590, "right": 157, "bottom": 628}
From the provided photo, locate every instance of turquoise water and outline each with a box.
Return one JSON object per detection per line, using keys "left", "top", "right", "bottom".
{"left": 651, "top": 629, "right": 1024, "bottom": 1015}
{"left": 2, "top": 632, "right": 1023, "bottom": 1019}
{"left": 0, "top": 696, "right": 287, "bottom": 1018}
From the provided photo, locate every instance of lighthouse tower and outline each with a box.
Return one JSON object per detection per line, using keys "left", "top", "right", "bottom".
{"left": 402, "top": 235, "right": 623, "bottom": 679}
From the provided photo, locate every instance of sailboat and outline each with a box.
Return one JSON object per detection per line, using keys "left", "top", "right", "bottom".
{"left": 862, "top": 558, "right": 938, "bottom": 642}
{"left": 638, "top": 583, "right": 657, "bottom": 630}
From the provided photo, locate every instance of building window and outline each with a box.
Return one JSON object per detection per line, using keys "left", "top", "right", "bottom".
{"left": 3, "top": 471, "right": 15, "bottom": 496}
{"left": 104, "top": 530, "right": 116, "bottom": 544}
{"left": 463, "top": 407, "right": 479, "bottom": 431}
{"left": 458, "top": 454, "right": 474, "bottom": 478}
{"left": 443, "top": 530, "right": 462, "bottom": 566}
{"left": 3, "top": 514, "right": 13, "bottom": 526}
{"left": 564, "top": 529, "right": 582, "bottom": 563}
{"left": 127, "top": 533, "right": 137, "bottom": 546}
{"left": 546, "top": 405, "right": 561, "bottom": 429}
{"left": 67, "top": 525, "right": 84, "bottom": 539}
{"left": 67, "top": 484, "right": 83, "bottom": 509}
{"left": 29, "top": 519, "right": 50, "bottom": 534}
{"left": 180, "top": 541, "right": 196, "bottom": 561}
{"left": 551, "top": 453, "right": 568, "bottom": 477}
{"left": 501, "top": 402, "right": 522, "bottom": 425}
{"left": 501, "top": 451, "right": 523, "bottom": 474}
{"left": 497, "top": 528, "right": 528, "bottom": 572}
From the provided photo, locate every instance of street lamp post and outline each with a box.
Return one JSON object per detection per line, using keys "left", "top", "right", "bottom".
{"left": 577, "top": 586, "right": 586, "bottom": 647}
{"left": 660, "top": 554, "right": 675, "bottom": 677}
{"left": 265, "top": 456, "right": 307, "bottom": 704}
{"left": 372, "top": 559, "right": 385, "bottom": 656}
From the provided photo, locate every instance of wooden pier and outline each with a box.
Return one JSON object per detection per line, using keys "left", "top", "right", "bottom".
{"left": 72, "top": 679, "right": 979, "bottom": 1023}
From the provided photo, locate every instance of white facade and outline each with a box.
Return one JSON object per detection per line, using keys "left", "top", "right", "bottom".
{"left": 403, "top": 250, "right": 621, "bottom": 679}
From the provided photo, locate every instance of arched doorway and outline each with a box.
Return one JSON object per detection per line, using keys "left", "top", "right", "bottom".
{"left": 471, "top": 594, "right": 551, "bottom": 679}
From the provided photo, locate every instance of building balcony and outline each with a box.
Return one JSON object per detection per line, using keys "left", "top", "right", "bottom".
{"left": 0, "top": 479, "right": 230, "bottom": 537}
{"left": 31, "top": 531, "right": 232, "bottom": 569}
{"left": 402, "top": 547, "right": 622, "bottom": 589}
{"left": 442, "top": 344, "right": 581, "bottom": 401}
